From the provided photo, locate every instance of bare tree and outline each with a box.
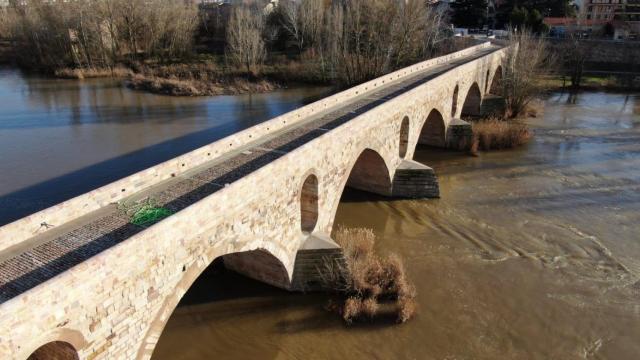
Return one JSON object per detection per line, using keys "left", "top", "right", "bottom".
{"left": 502, "top": 29, "right": 553, "bottom": 117}
{"left": 319, "top": 0, "right": 446, "bottom": 86}
{"left": 298, "top": 0, "right": 325, "bottom": 50}
{"left": 278, "top": 0, "right": 326, "bottom": 52}
{"left": 4, "top": 0, "right": 198, "bottom": 71}
{"left": 226, "top": 5, "right": 266, "bottom": 76}
{"left": 0, "top": 6, "right": 11, "bottom": 38}
{"left": 279, "top": 0, "right": 303, "bottom": 50}
{"left": 559, "top": 11, "right": 592, "bottom": 89}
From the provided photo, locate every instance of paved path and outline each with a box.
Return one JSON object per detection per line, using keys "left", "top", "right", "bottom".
{"left": 0, "top": 45, "right": 500, "bottom": 303}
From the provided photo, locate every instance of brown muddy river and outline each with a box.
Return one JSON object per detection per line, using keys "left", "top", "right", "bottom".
{"left": 152, "top": 91, "right": 640, "bottom": 360}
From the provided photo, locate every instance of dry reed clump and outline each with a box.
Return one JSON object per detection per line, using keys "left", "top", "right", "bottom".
{"left": 54, "top": 67, "right": 131, "bottom": 79}
{"left": 328, "top": 227, "right": 417, "bottom": 324}
{"left": 471, "top": 117, "right": 532, "bottom": 152}
{"left": 127, "top": 74, "right": 277, "bottom": 96}
{"left": 127, "top": 74, "right": 217, "bottom": 96}
{"left": 126, "top": 63, "right": 278, "bottom": 96}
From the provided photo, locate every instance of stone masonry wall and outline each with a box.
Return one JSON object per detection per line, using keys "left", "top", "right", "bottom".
{"left": 0, "top": 42, "right": 492, "bottom": 255}
{"left": 0, "top": 45, "right": 508, "bottom": 360}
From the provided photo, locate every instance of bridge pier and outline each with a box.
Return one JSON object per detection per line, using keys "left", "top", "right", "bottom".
{"left": 392, "top": 160, "right": 440, "bottom": 198}
{"left": 446, "top": 118, "right": 473, "bottom": 151}
{"left": 291, "top": 233, "right": 344, "bottom": 292}
{"left": 481, "top": 94, "right": 506, "bottom": 117}
{"left": 224, "top": 235, "right": 346, "bottom": 292}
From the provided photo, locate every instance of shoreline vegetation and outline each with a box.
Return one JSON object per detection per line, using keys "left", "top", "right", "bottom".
{"left": 0, "top": 0, "right": 472, "bottom": 97}
{"left": 538, "top": 74, "right": 640, "bottom": 92}
{"left": 127, "top": 73, "right": 278, "bottom": 96}
{"left": 324, "top": 228, "right": 417, "bottom": 324}
{"left": 466, "top": 31, "right": 549, "bottom": 153}
{"left": 470, "top": 116, "right": 534, "bottom": 153}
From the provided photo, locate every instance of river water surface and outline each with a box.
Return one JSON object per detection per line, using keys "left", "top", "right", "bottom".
{"left": 152, "top": 91, "right": 640, "bottom": 360}
{"left": 0, "top": 68, "right": 329, "bottom": 225}
{"left": 1, "top": 69, "right": 639, "bottom": 359}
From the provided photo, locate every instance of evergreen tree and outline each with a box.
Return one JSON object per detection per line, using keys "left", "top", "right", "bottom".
{"left": 508, "top": 6, "right": 547, "bottom": 33}
{"left": 452, "top": 0, "right": 488, "bottom": 28}
{"left": 496, "top": 0, "right": 575, "bottom": 29}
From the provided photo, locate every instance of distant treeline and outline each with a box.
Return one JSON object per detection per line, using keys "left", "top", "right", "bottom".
{"left": 0, "top": 0, "right": 197, "bottom": 70}
{"left": 0, "top": 0, "right": 460, "bottom": 87}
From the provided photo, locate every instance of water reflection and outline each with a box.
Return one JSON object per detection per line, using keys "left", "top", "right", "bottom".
{"left": 0, "top": 68, "right": 329, "bottom": 225}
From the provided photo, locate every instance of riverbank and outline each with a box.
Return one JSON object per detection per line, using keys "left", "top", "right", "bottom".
{"left": 4, "top": 35, "right": 478, "bottom": 97}
{"left": 51, "top": 62, "right": 287, "bottom": 97}
{"left": 539, "top": 74, "right": 640, "bottom": 92}
{"left": 127, "top": 73, "right": 279, "bottom": 97}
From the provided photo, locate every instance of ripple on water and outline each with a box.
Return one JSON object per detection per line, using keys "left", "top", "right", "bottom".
{"left": 153, "top": 92, "right": 640, "bottom": 360}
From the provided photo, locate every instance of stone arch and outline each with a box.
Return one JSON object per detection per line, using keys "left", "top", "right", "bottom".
{"left": 344, "top": 149, "right": 392, "bottom": 196}
{"left": 461, "top": 82, "right": 482, "bottom": 117}
{"left": 418, "top": 109, "right": 446, "bottom": 148}
{"left": 399, "top": 116, "right": 410, "bottom": 158}
{"left": 138, "top": 243, "right": 291, "bottom": 360}
{"left": 221, "top": 249, "right": 290, "bottom": 289}
{"left": 27, "top": 341, "right": 78, "bottom": 360}
{"left": 489, "top": 65, "right": 503, "bottom": 95}
{"left": 300, "top": 174, "right": 319, "bottom": 233}
{"left": 18, "top": 328, "right": 87, "bottom": 360}
{"left": 451, "top": 85, "right": 459, "bottom": 117}
{"left": 325, "top": 144, "right": 393, "bottom": 233}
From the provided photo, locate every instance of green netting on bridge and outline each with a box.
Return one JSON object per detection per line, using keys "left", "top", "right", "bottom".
{"left": 119, "top": 199, "right": 174, "bottom": 228}
{"left": 130, "top": 205, "right": 173, "bottom": 227}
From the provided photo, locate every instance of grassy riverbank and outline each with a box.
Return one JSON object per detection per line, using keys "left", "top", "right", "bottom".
{"left": 50, "top": 56, "right": 331, "bottom": 96}
{"left": 538, "top": 74, "right": 640, "bottom": 91}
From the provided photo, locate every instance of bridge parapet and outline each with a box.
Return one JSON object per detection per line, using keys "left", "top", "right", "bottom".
{"left": 0, "top": 42, "right": 493, "bottom": 256}
{"left": 0, "top": 41, "right": 513, "bottom": 360}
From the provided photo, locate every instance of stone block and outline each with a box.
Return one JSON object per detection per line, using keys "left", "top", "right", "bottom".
{"left": 392, "top": 160, "right": 440, "bottom": 198}
{"left": 291, "top": 233, "right": 345, "bottom": 292}
{"left": 446, "top": 118, "right": 473, "bottom": 151}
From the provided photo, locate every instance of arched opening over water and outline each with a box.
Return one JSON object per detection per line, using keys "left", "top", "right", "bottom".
{"left": 489, "top": 65, "right": 503, "bottom": 95}
{"left": 461, "top": 82, "right": 482, "bottom": 118}
{"left": 344, "top": 149, "right": 392, "bottom": 197}
{"left": 300, "top": 174, "right": 319, "bottom": 233}
{"left": 221, "top": 249, "right": 290, "bottom": 289}
{"left": 331, "top": 150, "right": 395, "bottom": 235}
{"left": 417, "top": 109, "right": 446, "bottom": 148}
{"left": 28, "top": 341, "right": 78, "bottom": 360}
{"left": 327, "top": 148, "right": 393, "bottom": 235}
{"left": 451, "top": 85, "right": 459, "bottom": 117}
{"left": 399, "top": 116, "right": 410, "bottom": 158}
{"left": 150, "top": 249, "right": 292, "bottom": 359}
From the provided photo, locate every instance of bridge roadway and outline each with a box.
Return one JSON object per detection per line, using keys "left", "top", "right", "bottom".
{"left": 0, "top": 44, "right": 500, "bottom": 304}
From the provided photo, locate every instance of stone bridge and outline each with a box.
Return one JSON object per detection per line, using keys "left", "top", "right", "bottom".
{"left": 0, "top": 41, "right": 508, "bottom": 359}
